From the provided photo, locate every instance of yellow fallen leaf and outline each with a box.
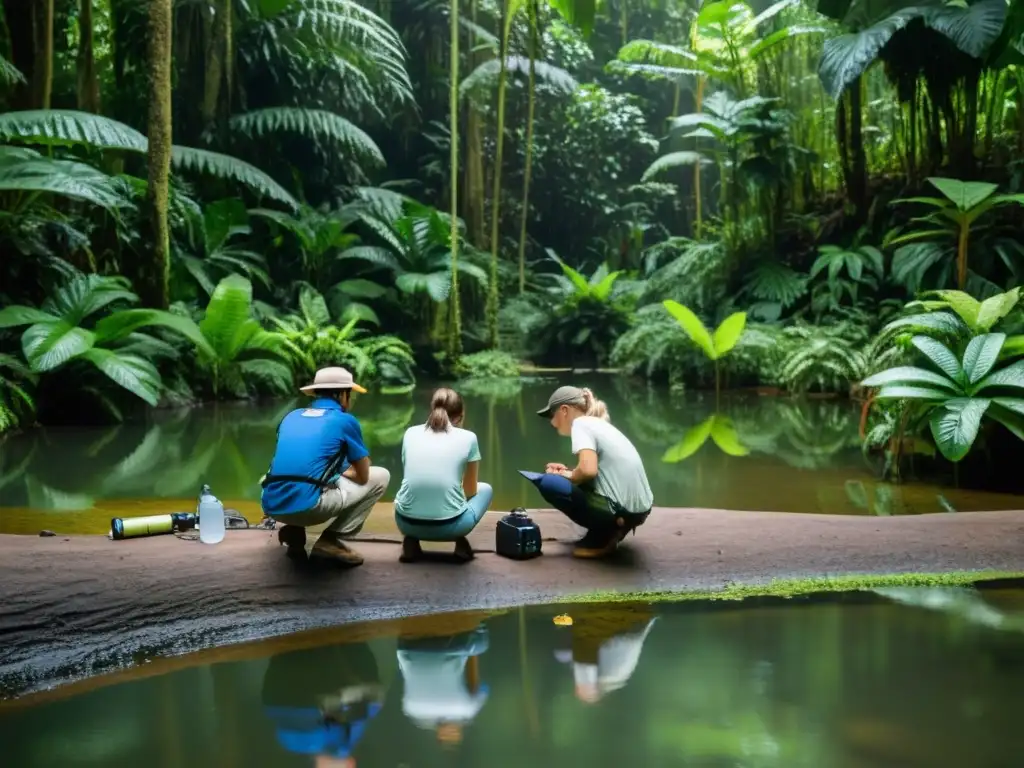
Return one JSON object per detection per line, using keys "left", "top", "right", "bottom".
{"left": 553, "top": 614, "right": 573, "bottom": 626}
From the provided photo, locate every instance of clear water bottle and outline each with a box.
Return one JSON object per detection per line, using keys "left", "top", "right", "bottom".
{"left": 198, "top": 484, "right": 225, "bottom": 545}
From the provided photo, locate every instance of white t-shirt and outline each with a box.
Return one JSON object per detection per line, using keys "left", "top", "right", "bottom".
{"left": 395, "top": 425, "right": 480, "bottom": 521}
{"left": 398, "top": 650, "right": 489, "bottom": 726}
{"left": 571, "top": 416, "right": 654, "bottom": 514}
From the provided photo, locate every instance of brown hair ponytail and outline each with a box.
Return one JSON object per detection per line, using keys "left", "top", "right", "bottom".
{"left": 425, "top": 387, "right": 465, "bottom": 432}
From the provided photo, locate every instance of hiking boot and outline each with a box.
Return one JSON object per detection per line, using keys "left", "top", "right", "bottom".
{"left": 277, "top": 524, "right": 307, "bottom": 557}
{"left": 453, "top": 537, "right": 475, "bottom": 562}
{"left": 399, "top": 536, "right": 423, "bottom": 563}
{"left": 572, "top": 529, "right": 619, "bottom": 559}
{"left": 311, "top": 536, "right": 364, "bottom": 567}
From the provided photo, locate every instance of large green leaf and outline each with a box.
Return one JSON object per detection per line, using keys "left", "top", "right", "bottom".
{"left": 93, "top": 309, "right": 215, "bottom": 357}
{"left": 549, "top": 0, "right": 597, "bottom": 37}
{"left": 749, "top": 24, "right": 829, "bottom": 59}
{"left": 818, "top": 9, "right": 923, "bottom": 98}
{"left": 961, "top": 333, "right": 1005, "bottom": 385}
{"left": 911, "top": 335, "right": 962, "bottom": 380}
{"left": 642, "top": 152, "right": 710, "bottom": 182}
{"left": 974, "top": 360, "right": 1024, "bottom": 392}
{"left": 335, "top": 279, "right": 388, "bottom": 299}
{"left": 0, "top": 306, "right": 58, "bottom": 328}
{"left": 976, "top": 287, "right": 1021, "bottom": 331}
{"left": 929, "top": 397, "right": 990, "bottom": 462}
{"left": 0, "top": 110, "right": 147, "bottom": 151}
{"left": 80, "top": 349, "right": 162, "bottom": 406}
{"left": 663, "top": 300, "right": 716, "bottom": 360}
{"left": 861, "top": 366, "right": 959, "bottom": 391}
{"left": 662, "top": 416, "right": 714, "bottom": 462}
{"left": 22, "top": 322, "right": 96, "bottom": 372}
{"left": 201, "top": 276, "right": 254, "bottom": 359}
{"left": 922, "top": 0, "right": 1007, "bottom": 59}
{"left": 709, "top": 416, "right": 749, "bottom": 456}
{"left": 882, "top": 310, "right": 966, "bottom": 337}
{"left": 0, "top": 151, "right": 128, "bottom": 210}
{"left": 873, "top": 384, "right": 951, "bottom": 400}
{"left": 712, "top": 312, "right": 747, "bottom": 357}
{"left": 927, "top": 177, "right": 997, "bottom": 212}
{"left": 988, "top": 398, "right": 1024, "bottom": 440}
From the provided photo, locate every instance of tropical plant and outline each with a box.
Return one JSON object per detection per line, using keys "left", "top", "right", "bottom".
{"left": 455, "top": 349, "right": 522, "bottom": 379}
{"left": 194, "top": 275, "right": 293, "bottom": 399}
{"left": 887, "top": 177, "right": 1024, "bottom": 292}
{"left": 540, "top": 255, "right": 636, "bottom": 366}
{"left": 809, "top": 241, "right": 885, "bottom": 309}
{"left": 662, "top": 413, "right": 749, "bottom": 462}
{"left": 778, "top": 322, "right": 870, "bottom": 394}
{"left": 0, "top": 354, "right": 36, "bottom": 433}
{"left": 176, "top": 198, "right": 269, "bottom": 297}
{"left": 271, "top": 286, "right": 416, "bottom": 390}
{"left": 0, "top": 273, "right": 210, "bottom": 409}
{"left": 862, "top": 332, "right": 1024, "bottom": 461}
{"left": 662, "top": 300, "right": 747, "bottom": 398}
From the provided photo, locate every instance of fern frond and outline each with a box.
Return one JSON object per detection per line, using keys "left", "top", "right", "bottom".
{"left": 0, "top": 110, "right": 147, "bottom": 151}
{"left": 642, "top": 151, "right": 710, "bottom": 181}
{"left": 171, "top": 146, "right": 298, "bottom": 209}
{"left": 460, "top": 56, "right": 578, "bottom": 98}
{"left": 0, "top": 148, "right": 129, "bottom": 209}
{"left": 230, "top": 108, "right": 384, "bottom": 166}
{"left": 0, "top": 54, "right": 25, "bottom": 85}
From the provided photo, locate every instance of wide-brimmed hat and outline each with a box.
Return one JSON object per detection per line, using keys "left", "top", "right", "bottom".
{"left": 299, "top": 367, "right": 367, "bottom": 394}
{"left": 536, "top": 385, "right": 585, "bottom": 418}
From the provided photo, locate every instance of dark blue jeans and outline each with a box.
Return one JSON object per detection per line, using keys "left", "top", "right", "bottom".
{"left": 524, "top": 472, "right": 648, "bottom": 537}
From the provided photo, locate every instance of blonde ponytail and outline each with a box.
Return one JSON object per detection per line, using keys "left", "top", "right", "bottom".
{"left": 425, "top": 387, "right": 464, "bottom": 432}
{"left": 580, "top": 388, "right": 610, "bottom": 421}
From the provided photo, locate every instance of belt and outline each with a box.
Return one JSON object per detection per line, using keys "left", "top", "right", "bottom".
{"left": 261, "top": 474, "right": 332, "bottom": 489}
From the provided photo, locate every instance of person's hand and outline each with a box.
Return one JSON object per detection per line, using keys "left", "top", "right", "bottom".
{"left": 545, "top": 462, "right": 568, "bottom": 474}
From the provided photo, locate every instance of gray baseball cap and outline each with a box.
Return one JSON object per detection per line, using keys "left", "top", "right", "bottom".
{"left": 537, "top": 385, "right": 585, "bottom": 418}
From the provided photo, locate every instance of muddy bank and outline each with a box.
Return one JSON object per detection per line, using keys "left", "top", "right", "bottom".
{"left": 1, "top": 506, "right": 1023, "bottom": 699}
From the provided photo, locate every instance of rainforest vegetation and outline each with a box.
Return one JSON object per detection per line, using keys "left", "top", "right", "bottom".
{"left": 2, "top": 0, "right": 1024, "bottom": 480}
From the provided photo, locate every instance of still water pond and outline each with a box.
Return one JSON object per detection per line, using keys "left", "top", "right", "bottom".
{"left": 1, "top": 374, "right": 1019, "bottom": 534}
{"left": 3, "top": 587, "right": 1024, "bottom": 767}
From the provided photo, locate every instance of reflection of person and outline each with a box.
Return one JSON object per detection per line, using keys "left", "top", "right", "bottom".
{"left": 554, "top": 607, "right": 657, "bottom": 703}
{"left": 261, "top": 643, "right": 386, "bottom": 768}
{"left": 525, "top": 385, "right": 654, "bottom": 558}
{"left": 260, "top": 367, "right": 391, "bottom": 566}
{"left": 397, "top": 624, "right": 490, "bottom": 745}
{"left": 394, "top": 388, "right": 493, "bottom": 563}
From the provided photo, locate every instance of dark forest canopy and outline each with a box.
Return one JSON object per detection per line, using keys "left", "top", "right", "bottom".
{"left": 2, "top": 0, "right": 1024, "bottom": 475}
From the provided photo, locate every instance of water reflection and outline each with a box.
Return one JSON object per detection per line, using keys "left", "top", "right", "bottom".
{"left": 3, "top": 589, "right": 1024, "bottom": 767}
{"left": 262, "top": 643, "right": 385, "bottom": 767}
{"left": 1, "top": 375, "right": 1020, "bottom": 531}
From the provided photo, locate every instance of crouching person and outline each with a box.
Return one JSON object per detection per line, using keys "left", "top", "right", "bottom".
{"left": 261, "top": 367, "right": 390, "bottom": 567}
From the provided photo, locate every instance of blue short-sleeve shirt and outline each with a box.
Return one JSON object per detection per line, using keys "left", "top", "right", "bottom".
{"left": 261, "top": 398, "right": 369, "bottom": 516}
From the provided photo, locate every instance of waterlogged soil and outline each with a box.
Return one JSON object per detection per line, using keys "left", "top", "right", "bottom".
{"left": 1, "top": 506, "right": 1022, "bottom": 699}
{"left": 4, "top": 589, "right": 1024, "bottom": 767}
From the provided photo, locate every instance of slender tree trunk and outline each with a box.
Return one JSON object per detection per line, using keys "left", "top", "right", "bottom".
{"left": 693, "top": 76, "right": 704, "bottom": 239}
{"left": 76, "top": 0, "right": 101, "bottom": 113}
{"left": 486, "top": 2, "right": 512, "bottom": 348}
{"left": 202, "top": 0, "right": 232, "bottom": 133}
{"left": 446, "top": 0, "right": 463, "bottom": 364}
{"left": 516, "top": 1, "right": 538, "bottom": 294}
{"left": 32, "top": 0, "right": 54, "bottom": 109}
{"left": 464, "top": 0, "right": 486, "bottom": 245}
{"left": 144, "top": 0, "right": 173, "bottom": 309}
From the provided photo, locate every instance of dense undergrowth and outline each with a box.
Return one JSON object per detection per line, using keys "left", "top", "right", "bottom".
{"left": 2, "top": 0, "right": 1024, "bottom": 482}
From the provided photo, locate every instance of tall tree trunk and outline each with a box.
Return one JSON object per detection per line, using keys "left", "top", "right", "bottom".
{"left": 486, "top": 1, "right": 512, "bottom": 349}
{"left": 144, "top": 0, "right": 173, "bottom": 309}
{"left": 516, "top": 1, "right": 538, "bottom": 294}
{"left": 693, "top": 76, "right": 704, "bottom": 239}
{"left": 463, "top": 0, "right": 486, "bottom": 246}
{"left": 76, "top": 0, "right": 101, "bottom": 112}
{"left": 202, "top": 0, "right": 232, "bottom": 134}
{"left": 446, "top": 0, "right": 463, "bottom": 364}
{"left": 32, "top": 0, "right": 54, "bottom": 109}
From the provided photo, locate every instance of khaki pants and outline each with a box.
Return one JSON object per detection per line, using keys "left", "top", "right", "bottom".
{"left": 277, "top": 466, "right": 391, "bottom": 556}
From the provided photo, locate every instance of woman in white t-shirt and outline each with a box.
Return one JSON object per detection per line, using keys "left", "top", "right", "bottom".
{"left": 394, "top": 388, "right": 492, "bottom": 563}
{"left": 523, "top": 385, "right": 653, "bottom": 559}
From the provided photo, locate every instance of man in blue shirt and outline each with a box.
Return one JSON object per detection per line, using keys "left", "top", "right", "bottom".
{"left": 262, "top": 367, "right": 391, "bottom": 567}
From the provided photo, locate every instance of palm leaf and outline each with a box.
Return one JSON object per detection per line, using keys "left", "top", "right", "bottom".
{"left": 171, "top": 146, "right": 298, "bottom": 209}
{"left": 80, "top": 349, "right": 163, "bottom": 406}
{"left": 642, "top": 151, "right": 710, "bottom": 181}
{"left": 231, "top": 108, "right": 384, "bottom": 166}
{"left": 0, "top": 53, "right": 24, "bottom": 85}
{"left": 0, "top": 148, "right": 129, "bottom": 210}
{"left": 201, "top": 276, "right": 254, "bottom": 359}
{"left": 0, "top": 110, "right": 147, "bottom": 151}
{"left": 460, "top": 56, "right": 578, "bottom": 98}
